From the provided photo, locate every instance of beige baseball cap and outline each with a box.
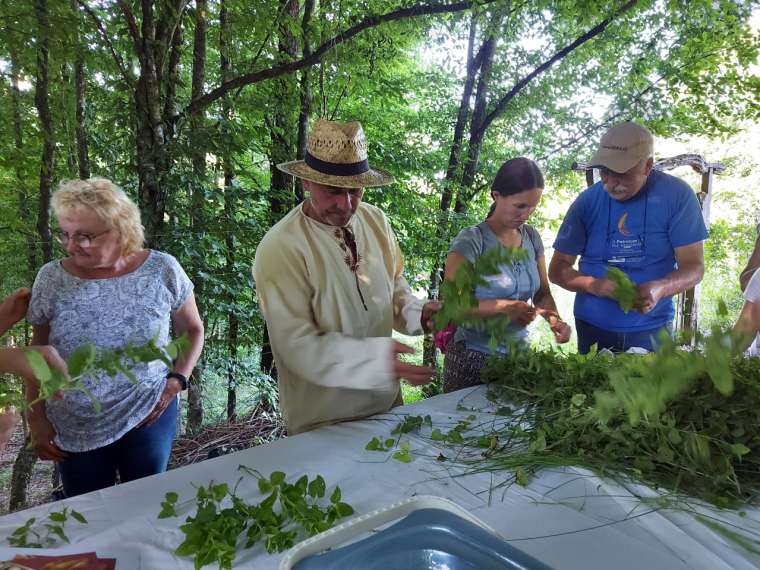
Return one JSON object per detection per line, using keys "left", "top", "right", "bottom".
{"left": 588, "top": 121, "right": 654, "bottom": 174}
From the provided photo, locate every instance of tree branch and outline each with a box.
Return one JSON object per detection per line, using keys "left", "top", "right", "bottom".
{"left": 183, "top": 0, "right": 505, "bottom": 116}
{"left": 76, "top": 0, "right": 135, "bottom": 86}
{"left": 478, "top": 0, "right": 640, "bottom": 136}
{"left": 116, "top": 0, "right": 142, "bottom": 57}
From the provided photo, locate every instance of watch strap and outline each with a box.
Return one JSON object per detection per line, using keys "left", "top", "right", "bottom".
{"left": 166, "top": 372, "right": 188, "bottom": 391}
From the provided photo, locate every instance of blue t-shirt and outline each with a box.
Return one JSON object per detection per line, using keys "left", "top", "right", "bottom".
{"left": 449, "top": 222, "right": 544, "bottom": 354}
{"left": 553, "top": 170, "right": 708, "bottom": 332}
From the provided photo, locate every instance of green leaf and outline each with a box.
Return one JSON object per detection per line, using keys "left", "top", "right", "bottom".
{"left": 165, "top": 491, "right": 179, "bottom": 504}
{"left": 158, "top": 503, "right": 177, "bottom": 519}
{"left": 25, "top": 350, "right": 52, "bottom": 383}
{"left": 605, "top": 267, "right": 636, "bottom": 313}
{"left": 270, "top": 471, "right": 286, "bottom": 486}
{"left": 430, "top": 428, "right": 444, "bottom": 441}
{"left": 66, "top": 343, "right": 96, "bottom": 377}
{"left": 258, "top": 478, "right": 272, "bottom": 493}
{"left": 330, "top": 486, "right": 342, "bottom": 504}
{"left": 308, "top": 475, "right": 326, "bottom": 498}
{"left": 392, "top": 449, "right": 411, "bottom": 463}
{"left": 211, "top": 483, "right": 228, "bottom": 502}
{"left": 730, "top": 443, "right": 750, "bottom": 458}
{"left": 334, "top": 502, "right": 354, "bottom": 517}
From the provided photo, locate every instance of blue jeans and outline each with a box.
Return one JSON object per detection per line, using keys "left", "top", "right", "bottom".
{"left": 576, "top": 319, "right": 672, "bottom": 355}
{"left": 59, "top": 397, "right": 178, "bottom": 497}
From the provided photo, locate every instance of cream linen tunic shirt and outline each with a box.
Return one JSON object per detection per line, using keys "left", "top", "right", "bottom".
{"left": 253, "top": 202, "right": 425, "bottom": 434}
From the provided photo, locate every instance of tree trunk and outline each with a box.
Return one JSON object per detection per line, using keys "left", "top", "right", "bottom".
{"left": 10, "top": 50, "right": 38, "bottom": 273}
{"left": 220, "top": 0, "right": 238, "bottom": 422}
{"left": 72, "top": 0, "right": 90, "bottom": 179}
{"left": 35, "top": 0, "right": 54, "bottom": 264}
{"left": 9, "top": 439, "right": 37, "bottom": 511}
{"left": 74, "top": 56, "right": 90, "bottom": 179}
{"left": 185, "top": 0, "right": 208, "bottom": 434}
{"left": 295, "top": 0, "right": 315, "bottom": 165}
{"left": 11, "top": 0, "right": 55, "bottom": 509}
{"left": 422, "top": 14, "right": 480, "bottom": 369}
{"left": 454, "top": 31, "right": 498, "bottom": 213}
{"left": 260, "top": 0, "right": 300, "bottom": 378}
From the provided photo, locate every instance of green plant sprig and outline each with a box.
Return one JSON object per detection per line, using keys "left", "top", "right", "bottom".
{"left": 8, "top": 507, "right": 88, "bottom": 548}
{"left": 22, "top": 334, "right": 190, "bottom": 411}
{"left": 159, "top": 467, "right": 354, "bottom": 570}
{"left": 605, "top": 267, "right": 637, "bottom": 313}
{"left": 434, "top": 245, "right": 529, "bottom": 351}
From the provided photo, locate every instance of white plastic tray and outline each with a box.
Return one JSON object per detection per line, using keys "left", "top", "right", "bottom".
{"left": 279, "top": 495, "right": 499, "bottom": 570}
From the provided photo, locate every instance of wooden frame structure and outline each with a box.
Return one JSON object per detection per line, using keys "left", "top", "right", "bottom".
{"left": 571, "top": 154, "right": 726, "bottom": 334}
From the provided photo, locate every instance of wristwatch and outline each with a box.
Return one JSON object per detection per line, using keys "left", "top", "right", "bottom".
{"left": 166, "top": 371, "right": 188, "bottom": 391}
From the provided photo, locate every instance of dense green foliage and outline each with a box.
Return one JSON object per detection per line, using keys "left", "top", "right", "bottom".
{"left": 479, "top": 346, "right": 760, "bottom": 506}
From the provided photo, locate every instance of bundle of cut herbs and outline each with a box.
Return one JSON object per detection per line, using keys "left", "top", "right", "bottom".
{"left": 473, "top": 336, "right": 760, "bottom": 508}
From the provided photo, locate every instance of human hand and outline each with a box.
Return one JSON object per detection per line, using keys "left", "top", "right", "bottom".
{"left": 1, "top": 346, "right": 68, "bottom": 391}
{"left": 588, "top": 277, "right": 617, "bottom": 299}
{"left": 502, "top": 301, "right": 537, "bottom": 326}
{"left": 392, "top": 340, "right": 435, "bottom": 386}
{"left": 0, "top": 288, "right": 31, "bottom": 332}
{"left": 28, "top": 411, "right": 67, "bottom": 462}
{"left": 139, "top": 377, "right": 183, "bottom": 427}
{"left": 421, "top": 301, "right": 442, "bottom": 333}
{"left": 537, "top": 309, "right": 572, "bottom": 344}
{"left": 634, "top": 281, "right": 664, "bottom": 314}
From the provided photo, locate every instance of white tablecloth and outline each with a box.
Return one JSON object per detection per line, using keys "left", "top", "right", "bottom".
{"left": 0, "top": 387, "right": 758, "bottom": 569}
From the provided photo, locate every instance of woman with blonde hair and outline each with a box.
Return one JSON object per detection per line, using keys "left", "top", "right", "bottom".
{"left": 26, "top": 177, "right": 204, "bottom": 497}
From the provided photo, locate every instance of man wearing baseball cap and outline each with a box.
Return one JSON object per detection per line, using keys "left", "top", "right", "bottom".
{"left": 549, "top": 121, "right": 708, "bottom": 353}
{"left": 253, "top": 119, "right": 438, "bottom": 434}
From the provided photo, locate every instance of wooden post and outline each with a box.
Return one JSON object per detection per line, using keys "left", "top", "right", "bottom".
{"left": 677, "top": 168, "right": 714, "bottom": 335}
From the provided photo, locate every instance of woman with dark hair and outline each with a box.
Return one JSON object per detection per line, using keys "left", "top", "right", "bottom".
{"left": 442, "top": 157, "right": 571, "bottom": 393}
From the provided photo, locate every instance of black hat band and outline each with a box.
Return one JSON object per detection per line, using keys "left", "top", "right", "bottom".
{"left": 305, "top": 152, "right": 370, "bottom": 177}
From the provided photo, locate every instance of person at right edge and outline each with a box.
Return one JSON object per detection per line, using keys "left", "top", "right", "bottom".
{"left": 549, "top": 121, "right": 708, "bottom": 354}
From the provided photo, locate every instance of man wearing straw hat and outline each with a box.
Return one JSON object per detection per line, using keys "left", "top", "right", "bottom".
{"left": 549, "top": 121, "right": 707, "bottom": 353}
{"left": 253, "top": 119, "right": 439, "bottom": 435}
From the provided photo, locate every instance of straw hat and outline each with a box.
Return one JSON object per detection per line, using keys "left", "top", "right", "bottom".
{"left": 277, "top": 119, "right": 394, "bottom": 188}
{"left": 588, "top": 121, "right": 654, "bottom": 174}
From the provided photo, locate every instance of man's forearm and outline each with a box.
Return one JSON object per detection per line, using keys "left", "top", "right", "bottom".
{"left": 550, "top": 262, "right": 597, "bottom": 295}
{"left": 649, "top": 264, "right": 704, "bottom": 299}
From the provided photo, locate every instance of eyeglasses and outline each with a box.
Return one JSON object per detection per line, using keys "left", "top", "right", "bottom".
{"left": 54, "top": 229, "right": 110, "bottom": 248}
{"left": 598, "top": 165, "right": 645, "bottom": 184}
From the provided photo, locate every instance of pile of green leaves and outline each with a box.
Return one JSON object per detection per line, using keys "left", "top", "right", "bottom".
{"left": 8, "top": 507, "right": 88, "bottom": 548}
{"left": 477, "top": 345, "right": 760, "bottom": 506}
{"left": 158, "top": 467, "right": 354, "bottom": 570}
{"left": 605, "top": 267, "right": 637, "bottom": 313}
{"left": 19, "top": 335, "right": 190, "bottom": 411}
{"left": 433, "top": 245, "right": 528, "bottom": 350}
